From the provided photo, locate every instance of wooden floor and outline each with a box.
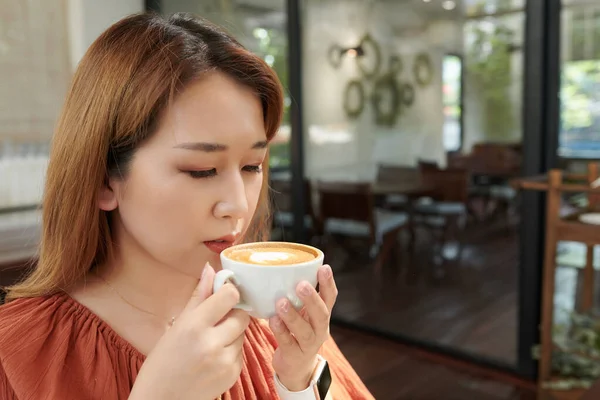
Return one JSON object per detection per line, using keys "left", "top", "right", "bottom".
{"left": 331, "top": 324, "right": 537, "bottom": 399}
{"left": 325, "top": 216, "right": 520, "bottom": 365}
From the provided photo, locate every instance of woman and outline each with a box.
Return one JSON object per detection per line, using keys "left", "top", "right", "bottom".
{"left": 0, "top": 12, "right": 374, "bottom": 400}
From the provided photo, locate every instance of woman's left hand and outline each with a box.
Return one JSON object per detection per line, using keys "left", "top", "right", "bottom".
{"left": 269, "top": 264, "right": 338, "bottom": 392}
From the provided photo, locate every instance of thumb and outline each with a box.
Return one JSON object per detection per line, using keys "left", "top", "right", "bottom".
{"left": 185, "top": 262, "right": 215, "bottom": 311}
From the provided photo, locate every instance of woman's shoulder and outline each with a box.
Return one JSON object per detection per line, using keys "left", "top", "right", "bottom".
{"left": 0, "top": 291, "right": 140, "bottom": 358}
{"left": 0, "top": 292, "right": 69, "bottom": 339}
{"left": 0, "top": 292, "right": 88, "bottom": 373}
{"left": 0, "top": 292, "right": 74, "bottom": 339}
{"left": 0, "top": 292, "right": 142, "bottom": 398}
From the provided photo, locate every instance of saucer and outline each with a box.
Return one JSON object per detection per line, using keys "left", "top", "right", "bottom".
{"left": 578, "top": 213, "right": 600, "bottom": 225}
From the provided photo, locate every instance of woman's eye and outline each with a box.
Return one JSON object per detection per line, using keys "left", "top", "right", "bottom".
{"left": 243, "top": 165, "right": 262, "bottom": 173}
{"left": 187, "top": 169, "right": 216, "bottom": 179}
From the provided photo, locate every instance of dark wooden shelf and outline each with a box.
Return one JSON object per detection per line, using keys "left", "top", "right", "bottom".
{"left": 0, "top": 204, "right": 39, "bottom": 215}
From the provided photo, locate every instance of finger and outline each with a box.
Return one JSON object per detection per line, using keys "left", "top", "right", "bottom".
{"left": 276, "top": 298, "right": 316, "bottom": 352}
{"left": 269, "top": 316, "right": 300, "bottom": 354}
{"left": 214, "top": 309, "right": 251, "bottom": 345}
{"left": 195, "top": 283, "right": 242, "bottom": 327}
{"left": 317, "top": 265, "right": 337, "bottom": 311}
{"left": 219, "top": 334, "right": 245, "bottom": 381}
{"left": 184, "top": 262, "right": 215, "bottom": 311}
{"left": 297, "top": 281, "right": 330, "bottom": 334}
{"left": 224, "top": 329, "right": 246, "bottom": 354}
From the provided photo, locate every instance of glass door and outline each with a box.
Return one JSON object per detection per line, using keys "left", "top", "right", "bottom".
{"left": 300, "top": 0, "right": 526, "bottom": 369}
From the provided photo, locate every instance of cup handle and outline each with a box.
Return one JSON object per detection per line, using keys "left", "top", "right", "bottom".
{"left": 213, "top": 270, "right": 253, "bottom": 312}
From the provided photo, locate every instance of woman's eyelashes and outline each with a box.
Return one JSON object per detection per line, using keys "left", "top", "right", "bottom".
{"left": 186, "top": 165, "right": 262, "bottom": 179}
{"left": 187, "top": 169, "right": 216, "bottom": 179}
{"left": 243, "top": 165, "right": 262, "bottom": 173}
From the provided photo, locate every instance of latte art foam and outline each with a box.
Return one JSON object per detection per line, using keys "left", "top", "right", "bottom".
{"left": 227, "top": 246, "right": 316, "bottom": 266}
{"left": 249, "top": 251, "right": 292, "bottom": 264}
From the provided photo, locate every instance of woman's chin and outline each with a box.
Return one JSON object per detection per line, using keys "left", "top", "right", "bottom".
{"left": 207, "top": 253, "right": 223, "bottom": 271}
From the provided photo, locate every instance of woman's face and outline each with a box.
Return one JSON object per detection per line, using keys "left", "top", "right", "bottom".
{"left": 100, "top": 71, "right": 267, "bottom": 276}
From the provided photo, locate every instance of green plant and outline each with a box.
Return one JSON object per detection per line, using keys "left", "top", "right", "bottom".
{"left": 466, "top": 1, "right": 516, "bottom": 141}
{"left": 542, "top": 311, "right": 600, "bottom": 390}
{"left": 253, "top": 27, "right": 291, "bottom": 168}
{"left": 253, "top": 27, "right": 290, "bottom": 125}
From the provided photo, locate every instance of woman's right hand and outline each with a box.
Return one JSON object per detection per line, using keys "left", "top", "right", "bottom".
{"left": 129, "top": 264, "right": 250, "bottom": 400}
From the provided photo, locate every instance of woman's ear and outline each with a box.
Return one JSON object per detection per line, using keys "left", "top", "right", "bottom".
{"left": 98, "top": 180, "right": 118, "bottom": 211}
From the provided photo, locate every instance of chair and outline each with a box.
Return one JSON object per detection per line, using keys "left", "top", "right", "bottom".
{"left": 269, "top": 178, "right": 315, "bottom": 241}
{"left": 413, "top": 163, "right": 470, "bottom": 265}
{"left": 316, "top": 181, "right": 408, "bottom": 273}
{"left": 514, "top": 164, "right": 600, "bottom": 391}
{"left": 375, "top": 164, "right": 418, "bottom": 210}
{"left": 469, "top": 143, "right": 522, "bottom": 222}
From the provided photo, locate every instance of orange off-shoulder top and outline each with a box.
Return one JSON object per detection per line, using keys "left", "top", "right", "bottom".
{"left": 0, "top": 293, "right": 374, "bottom": 399}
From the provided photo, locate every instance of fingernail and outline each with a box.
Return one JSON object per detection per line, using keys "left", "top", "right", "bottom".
{"left": 300, "top": 283, "right": 311, "bottom": 297}
{"left": 323, "top": 265, "right": 332, "bottom": 279}
{"left": 270, "top": 317, "right": 282, "bottom": 332}
{"left": 202, "top": 262, "right": 210, "bottom": 279}
{"left": 279, "top": 299, "right": 290, "bottom": 314}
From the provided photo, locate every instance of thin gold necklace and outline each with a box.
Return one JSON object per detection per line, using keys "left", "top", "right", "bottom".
{"left": 95, "top": 273, "right": 225, "bottom": 400}
{"left": 95, "top": 272, "right": 177, "bottom": 328}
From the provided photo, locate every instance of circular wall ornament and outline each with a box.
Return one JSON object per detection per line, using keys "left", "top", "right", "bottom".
{"left": 389, "top": 55, "right": 403, "bottom": 76}
{"left": 413, "top": 53, "right": 434, "bottom": 87}
{"left": 343, "top": 79, "right": 365, "bottom": 119}
{"left": 327, "top": 44, "right": 343, "bottom": 69}
{"left": 371, "top": 74, "right": 400, "bottom": 127}
{"left": 401, "top": 82, "right": 415, "bottom": 107}
{"left": 356, "top": 34, "right": 382, "bottom": 79}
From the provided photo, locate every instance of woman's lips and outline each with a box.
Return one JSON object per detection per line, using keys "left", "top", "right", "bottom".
{"left": 203, "top": 240, "right": 234, "bottom": 254}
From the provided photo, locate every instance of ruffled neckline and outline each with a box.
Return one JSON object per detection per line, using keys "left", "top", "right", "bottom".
{"left": 57, "top": 291, "right": 147, "bottom": 361}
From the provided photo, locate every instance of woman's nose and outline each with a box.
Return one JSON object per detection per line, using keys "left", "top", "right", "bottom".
{"left": 213, "top": 173, "right": 249, "bottom": 220}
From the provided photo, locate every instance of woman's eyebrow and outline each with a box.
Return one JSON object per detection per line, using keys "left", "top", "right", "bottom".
{"left": 173, "top": 140, "right": 268, "bottom": 152}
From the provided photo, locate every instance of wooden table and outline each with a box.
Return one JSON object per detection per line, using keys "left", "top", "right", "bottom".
{"left": 371, "top": 181, "right": 435, "bottom": 197}
{"left": 0, "top": 209, "right": 40, "bottom": 287}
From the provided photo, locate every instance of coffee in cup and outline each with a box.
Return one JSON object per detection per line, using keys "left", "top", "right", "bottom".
{"left": 214, "top": 242, "right": 324, "bottom": 319}
{"left": 225, "top": 243, "right": 316, "bottom": 266}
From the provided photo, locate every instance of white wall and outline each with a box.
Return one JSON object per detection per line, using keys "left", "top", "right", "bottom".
{"left": 67, "top": 0, "right": 144, "bottom": 69}
{"left": 302, "top": 1, "right": 462, "bottom": 180}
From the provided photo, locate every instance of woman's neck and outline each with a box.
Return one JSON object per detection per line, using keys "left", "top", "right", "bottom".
{"left": 95, "top": 257, "right": 199, "bottom": 323}
{"left": 69, "top": 239, "right": 212, "bottom": 355}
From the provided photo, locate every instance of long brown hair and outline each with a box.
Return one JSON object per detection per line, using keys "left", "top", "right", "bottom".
{"left": 5, "top": 13, "right": 283, "bottom": 301}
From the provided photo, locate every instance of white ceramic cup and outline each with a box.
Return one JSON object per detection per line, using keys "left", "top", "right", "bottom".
{"left": 213, "top": 241, "right": 324, "bottom": 319}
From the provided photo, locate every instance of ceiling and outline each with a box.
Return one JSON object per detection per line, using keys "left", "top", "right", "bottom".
{"left": 232, "top": 0, "right": 464, "bottom": 17}
{"left": 228, "top": 0, "right": 533, "bottom": 33}
{"left": 231, "top": 0, "right": 466, "bottom": 30}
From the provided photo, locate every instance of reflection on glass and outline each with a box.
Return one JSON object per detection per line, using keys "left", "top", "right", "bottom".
{"left": 595, "top": 11, "right": 600, "bottom": 59}
{"left": 572, "top": 11, "right": 587, "bottom": 62}
{"left": 301, "top": 0, "right": 524, "bottom": 368}
{"left": 559, "top": 2, "right": 600, "bottom": 159}
{"left": 464, "top": 13, "right": 521, "bottom": 145}
{"left": 559, "top": 61, "right": 600, "bottom": 158}
{"left": 442, "top": 55, "right": 462, "bottom": 152}
{"left": 464, "top": 0, "right": 524, "bottom": 17}
{"left": 251, "top": 26, "right": 291, "bottom": 169}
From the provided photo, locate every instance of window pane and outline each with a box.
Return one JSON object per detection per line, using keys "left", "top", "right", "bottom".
{"left": 302, "top": 0, "right": 524, "bottom": 368}
{"left": 443, "top": 55, "right": 463, "bottom": 152}
{"left": 559, "top": 4, "right": 600, "bottom": 158}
